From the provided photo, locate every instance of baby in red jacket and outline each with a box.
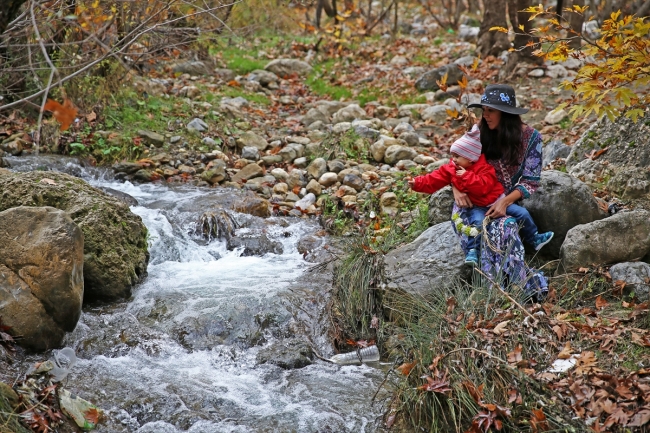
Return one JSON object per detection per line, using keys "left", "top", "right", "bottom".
{"left": 408, "top": 125, "right": 504, "bottom": 265}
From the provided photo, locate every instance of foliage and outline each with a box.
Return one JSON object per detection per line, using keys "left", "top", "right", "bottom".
{"left": 498, "top": 6, "right": 650, "bottom": 122}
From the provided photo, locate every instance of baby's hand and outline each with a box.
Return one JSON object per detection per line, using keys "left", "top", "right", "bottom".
{"left": 455, "top": 167, "right": 466, "bottom": 176}
{"left": 406, "top": 176, "right": 415, "bottom": 189}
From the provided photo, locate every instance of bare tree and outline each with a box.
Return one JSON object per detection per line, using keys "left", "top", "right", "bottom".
{"left": 0, "top": 0, "right": 27, "bottom": 35}
{"left": 476, "top": 0, "right": 511, "bottom": 57}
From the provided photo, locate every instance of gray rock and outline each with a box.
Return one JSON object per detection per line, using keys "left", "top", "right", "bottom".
{"left": 560, "top": 210, "right": 650, "bottom": 271}
{"left": 270, "top": 168, "right": 289, "bottom": 181}
{"left": 232, "top": 163, "right": 264, "bottom": 183}
{"left": 384, "top": 223, "right": 470, "bottom": 296}
{"left": 248, "top": 69, "right": 279, "bottom": 86}
{"left": 332, "top": 104, "right": 367, "bottom": 124}
{"left": 544, "top": 109, "right": 568, "bottom": 125}
{"left": 609, "top": 262, "right": 650, "bottom": 301}
{"left": 393, "top": 122, "right": 415, "bottom": 134}
{"left": 542, "top": 139, "right": 571, "bottom": 167}
{"left": 0, "top": 140, "right": 23, "bottom": 156}
{"left": 384, "top": 145, "right": 418, "bottom": 165}
{"left": 402, "top": 66, "right": 427, "bottom": 78}
{"left": 264, "top": 58, "right": 313, "bottom": 77}
{"left": 113, "top": 162, "right": 142, "bottom": 174}
{"left": 187, "top": 118, "right": 208, "bottom": 132}
{"left": 369, "top": 140, "right": 387, "bottom": 163}
{"left": 138, "top": 130, "right": 165, "bottom": 147}
{"left": 287, "top": 170, "right": 306, "bottom": 189}
{"left": 327, "top": 159, "right": 345, "bottom": 173}
{"left": 214, "top": 68, "right": 236, "bottom": 81}
{"left": 236, "top": 131, "right": 269, "bottom": 151}
{"left": 307, "top": 157, "right": 327, "bottom": 180}
{"left": 172, "top": 61, "right": 210, "bottom": 75}
{"left": 301, "top": 107, "right": 330, "bottom": 126}
{"left": 608, "top": 167, "right": 650, "bottom": 199}
{"left": 397, "top": 104, "right": 430, "bottom": 118}
{"left": 380, "top": 192, "right": 398, "bottom": 216}
{"left": 0, "top": 207, "right": 83, "bottom": 351}
{"left": 293, "top": 157, "right": 308, "bottom": 168}
{"left": 241, "top": 146, "right": 260, "bottom": 160}
{"left": 421, "top": 105, "right": 449, "bottom": 123}
{"left": 427, "top": 186, "right": 454, "bottom": 225}
{"left": 354, "top": 125, "right": 380, "bottom": 140}
{"left": 256, "top": 339, "right": 313, "bottom": 369}
{"left": 522, "top": 171, "right": 607, "bottom": 258}
{"left": 458, "top": 25, "right": 479, "bottom": 43}
{"left": 227, "top": 233, "right": 283, "bottom": 256}
{"left": 399, "top": 132, "right": 420, "bottom": 147}
{"left": 342, "top": 173, "right": 364, "bottom": 191}
{"left": 415, "top": 64, "right": 465, "bottom": 91}
{"left": 179, "top": 85, "right": 201, "bottom": 99}
{"left": 100, "top": 187, "right": 139, "bottom": 206}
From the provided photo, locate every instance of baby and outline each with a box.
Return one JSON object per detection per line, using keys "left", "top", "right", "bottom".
{"left": 408, "top": 125, "right": 553, "bottom": 265}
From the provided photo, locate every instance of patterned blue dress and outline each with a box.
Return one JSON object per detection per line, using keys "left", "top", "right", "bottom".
{"left": 452, "top": 125, "right": 548, "bottom": 299}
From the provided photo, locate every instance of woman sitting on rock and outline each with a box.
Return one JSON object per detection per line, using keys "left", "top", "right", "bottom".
{"left": 453, "top": 84, "right": 550, "bottom": 298}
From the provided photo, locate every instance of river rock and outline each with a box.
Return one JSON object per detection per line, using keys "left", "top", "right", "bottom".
{"left": 384, "top": 223, "right": 470, "bottom": 296}
{"left": 99, "top": 187, "right": 139, "bottom": 206}
{"left": 384, "top": 145, "right": 418, "bottom": 165}
{"left": 559, "top": 210, "right": 650, "bottom": 272}
{"left": 415, "top": 64, "right": 465, "bottom": 91}
{"left": 342, "top": 173, "right": 364, "bottom": 191}
{"left": 370, "top": 139, "right": 387, "bottom": 162}
{"left": 1, "top": 139, "right": 23, "bottom": 156}
{"left": 200, "top": 160, "right": 227, "bottom": 185}
{"left": 287, "top": 170, "right": 306, "bottom": 189}
{"left": 380, "top": 192, "right": 398, "bottom": 216}
{"left": 236, "top": 132, "right": 269, "bottom": 151}
{"left": 544, "top": 109, "right": 568, "bottom": 125}
{"left": 0, "top": 171, "right": 148, "bottom": 302}
{"left": 301, "top": 107, "right": 330, "bottom": 126}
{"left": 421, "top": 105, "right": 449, "bottom": 123}
{"left": 112, "top": 162, "right": 142, "bottom": 174}
{"left": 427, "top": 186, "right": 454, "bottom": 226}
{"left": 305, "top": 179, "right": 322, "bottom": 196}
{"left": 256, "top": 338, "right": 313, "bottom": 369}
{"left": 233, "top": 195, "right": 270, "bottom": 218}
{"left": 138, "top": 130, "right": 165, "bottom": 148}
{"left": 609, "top": 262, "right": 650, "bottom": 301}
{"left": 241, "top": 146, "right": 260, "bottom": 160}
{"left": 522, "top": 171, "right": 607, "bottom": 257}
{"left": 332, "top": 104, "right": 367, "bottom": 124}
{"left": 231, "top": 163, "right": 263, "bottom": 183}
{"left": 307, "top": 158, "right": 327, "bottom": 180}
{"left": 318, "top": 172, "right": 338, "bottom": 187}
{"left": 0, "top": 207, "right": 83, "bottom": 351}
{"left": 227, "top": 233, "right": 283, "bottom": 256}
{"left": 264, "top": 58, "right": 313, "bottom": 77}
{"left": 248, "top": 69, "right": 279, "bottom": 86}
{"left": 187, "top": 118, "right": 208, "bottom": 132}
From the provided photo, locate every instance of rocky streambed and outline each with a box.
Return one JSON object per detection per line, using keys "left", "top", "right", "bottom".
{"left": 1, "top": 156, "right": 388, "bottom": 433}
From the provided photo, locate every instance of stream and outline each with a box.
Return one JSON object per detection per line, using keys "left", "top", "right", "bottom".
{"left": 4, "top": 156, "right": 387, "bottom": 433}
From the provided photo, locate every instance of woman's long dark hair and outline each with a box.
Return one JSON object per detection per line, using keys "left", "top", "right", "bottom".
{"left": 480, "top": 112, "right": 524, "bottom": 165}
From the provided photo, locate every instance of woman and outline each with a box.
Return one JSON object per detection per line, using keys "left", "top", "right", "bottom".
{"left": 452, "top": 84, "right": 548, "bottom": 299}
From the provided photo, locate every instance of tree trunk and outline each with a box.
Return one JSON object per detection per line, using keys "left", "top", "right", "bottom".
{"left": 637, "top": 0, "right": 650, "bottom": 17}
{"left": 568, "top": 0, "right": 585, "bottom": 49}
{"left": 0, "top": 0, "right": 27, "bottom": 35}
{"left": 476, "top": 0, "right": 511, "bottom": 57}
{"left": 557, "top": 0, "right": 564, "bottom": 16}
{"left": 501, "top": 0, "right": 542, "bottom": 79}
{"left": 507, "top": 0, "right": 517, "bottom": 30}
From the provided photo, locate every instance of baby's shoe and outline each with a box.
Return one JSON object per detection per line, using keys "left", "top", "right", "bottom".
{"left": 532, "top": 231, "right": 554, "bottom": 251}
{"left": 465, "top": 249, "right": 478, "bottom": 266}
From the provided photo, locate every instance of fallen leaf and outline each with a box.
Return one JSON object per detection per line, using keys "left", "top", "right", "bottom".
{"left": 40, "top": 178, "right": 57, "bottom": 185}
{"left": 595, "top": 295, "right": 608, "bottom": 310}
{"left": 493, "top": 320, "right": 510, "bottom": 335}
{"left": 84, "top": 407, "right": 100, "bottom": 424}
{"left": 628, "top": 406, "right": 650, "bottom": 427}
{"left": 43, "top": 98, "right": 77, "bottom": 131}
{"left": 396, "top": 360, "right": 418, "bottom": 376}
{"left": 558, "top": 341, "right": 573, "bottom": 359}
{"left": 86, "top": 111, "right": 97, "bottom": 122}
{"left": 507, "top": 345, "right": 523, "bottom": 364}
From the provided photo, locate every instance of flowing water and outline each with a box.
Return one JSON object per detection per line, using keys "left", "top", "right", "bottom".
{"left": 4, "top": 156, "right": 387, "bottom": 433}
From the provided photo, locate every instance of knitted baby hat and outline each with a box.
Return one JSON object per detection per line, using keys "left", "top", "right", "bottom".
{"left": 450, "top": 124, "right": 481, "bottom": 162}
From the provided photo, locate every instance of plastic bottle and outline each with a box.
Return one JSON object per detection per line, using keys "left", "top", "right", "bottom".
{"left": 329, "top": 345, "right": 380, "bottom": 365}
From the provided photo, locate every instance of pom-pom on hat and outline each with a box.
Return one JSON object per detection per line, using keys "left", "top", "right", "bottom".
{"left": 450, "top": 124, "right": 481, "bottom": 162}
{"left": 468, "top": 84, "right": 529, "bottom": 115}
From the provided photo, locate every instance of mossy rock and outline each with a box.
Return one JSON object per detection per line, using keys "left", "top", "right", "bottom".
{"left": 0, "top": 171, "right": 149, "bottom": 302}
{"left": 0, "top": 382, "right": 30, "bottom": 433}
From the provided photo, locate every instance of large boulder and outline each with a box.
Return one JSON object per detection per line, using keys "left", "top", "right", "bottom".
{"left": 0, "top": 171, "right": 149, "bottom": 302}
{"left": 0, "top": 207, "right": 83, "bottom": 351}
{"left": 384, "top": 223, "right": 470, "bottom": 296}
{"left": 559, "top": 210, "right": 650, "bottom": 272}
{"left": 427, "top": 186, "right": 455, "bottom": 226}
{"left": 522, "top": 171, "right": 607, "bottom": 258}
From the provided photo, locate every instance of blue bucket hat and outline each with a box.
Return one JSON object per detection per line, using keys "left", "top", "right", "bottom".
{"left": 468, "top": 84, "right": 529, "bottom": 115}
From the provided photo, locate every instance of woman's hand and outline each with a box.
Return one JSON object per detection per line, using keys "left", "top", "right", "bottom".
{"left": 451, "top": 185, "right": 473, "bottom": 208}
{"left": 485, "top": 197, "right": 509, "bottom": 218}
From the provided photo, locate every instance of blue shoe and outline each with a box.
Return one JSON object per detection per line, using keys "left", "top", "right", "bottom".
{"left": 465, "top": 249, "right": 478, "bottom": 266}
{"left": 532, "top": 231, "right": 554, "bottom": 251}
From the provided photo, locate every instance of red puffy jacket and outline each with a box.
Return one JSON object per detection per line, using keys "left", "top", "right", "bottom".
{"left": 411, "top": 154, "right": 504, "bottom": 207}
